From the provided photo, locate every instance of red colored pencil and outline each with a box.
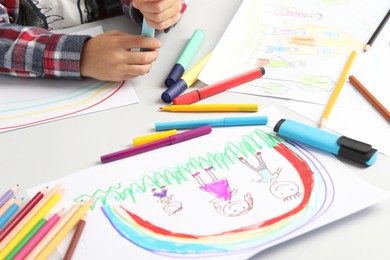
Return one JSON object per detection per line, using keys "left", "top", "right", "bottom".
{"left": 0, "top": 187, "right": 47, "bottom": 242}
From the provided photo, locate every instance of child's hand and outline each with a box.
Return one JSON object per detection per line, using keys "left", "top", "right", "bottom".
{"left": 132, "top": 0, "right": 183, "bottom": 30}
{"left": 80, "top": 30, "right": 161, "bottom": 81}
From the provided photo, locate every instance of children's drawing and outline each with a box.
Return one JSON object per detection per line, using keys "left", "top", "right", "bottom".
{"left": 152, "top": 186, "right": 183, "bottom": 215}
{"left": 198, "top": 0, "right": 379, "bottom": 104}
{"left": 0, "top": 77, "right": 138, "bottom": 133}
{"left": 26, "top": 119, "right": 388, "bottom": 259}
{"left": 192, "top": 166, "right": 254, "bottom": 217}
{"left": 239, "top": 151, "right": 280, "bottom": 183}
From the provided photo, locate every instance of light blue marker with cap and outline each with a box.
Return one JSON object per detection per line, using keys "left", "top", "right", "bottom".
{"left": 141, "top": 17, "right": 155, "bottom": 51}
{"left": 155, "top": 116, "right": 268, "bottom": 131}
{"left": 273, "top": 119, "right": 378, "bottom": 166}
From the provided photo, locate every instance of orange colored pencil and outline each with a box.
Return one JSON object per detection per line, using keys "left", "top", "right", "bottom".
{"left": 349, "top": 75, "right": 390, "bottom": 122}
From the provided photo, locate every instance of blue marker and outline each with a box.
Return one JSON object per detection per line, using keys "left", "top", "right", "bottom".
{"left": 273, "top": 119, "right": 378, "bottom": 166}
{"left": 164, "top": 29, "right": 205, "bottom": 87}
{"left": 155, "top": 116, "right": 268, "bottom": 131}
{"left": 140, "top": 17, "right": 155, "bottom": 52}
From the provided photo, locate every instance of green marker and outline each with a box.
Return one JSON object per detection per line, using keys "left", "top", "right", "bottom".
{"left": 164, "top": 29, "right": 205, "bottom": 87}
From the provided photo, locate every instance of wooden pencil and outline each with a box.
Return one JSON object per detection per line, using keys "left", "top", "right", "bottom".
{"left": 364, "top": 9, "right": 390, "bottom": 52}
{"left": 64, "top": 214, "right": 87, "bottom": 260}
{"left": 0, "top": 187, "right": 47, "bottom": 242}
{"left": 0, "top": 185, "right": 19, "bottom": 208}
{"left": 14, "top": 209, "right": 64, "bottom": 260}
{"left": 349, "top": 75, "right": 390, "bottom": 122}
{"left": 35, "top": 198, "right": 93, "bottom": 259}
{"left": 0, "top": 185, "right": 59, "bottom": 251}
{"left": 24, "top": 200, "right": 82, "bottom": 260}
{"left": 0, "top": 188, "right": 63, "bottom": 259}
{"left": 320, "top": 50, "right": 357, "bottom": 127}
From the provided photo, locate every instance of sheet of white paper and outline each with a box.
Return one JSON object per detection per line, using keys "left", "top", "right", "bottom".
{"left": 198, "top": 0, "right": 390, "bottom": 105}
{"left": 0, "top": 26, "right": 139, "bottom": 133}
{"left": 27, "top": 107, "right": 389, "bottom": 260}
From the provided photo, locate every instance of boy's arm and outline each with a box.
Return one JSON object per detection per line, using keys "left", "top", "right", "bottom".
{"left": 0, "top": 3, "right": 91, "bottom": 79}
{"left": 122, "top": 0, "right": 188, "bottom": 32}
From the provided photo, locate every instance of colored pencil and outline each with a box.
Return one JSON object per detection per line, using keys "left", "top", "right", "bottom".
{"left": 25, "top": 201, "right": 82, "bottom": 260}
{"left": 0, "top": 199, "right": 22, "bottom": 229}
{"left": 349, "top": 75, "right": 390, "bottom": 122}
{"left": 0, "top": 185, "right": 57, "bottom": 250}
{"left": 160, "top": 104, "right": 259, "bottom": 112}
{"left": 64, "top": 214, "right": 87, "bottom": 260}
{"left": 364, "top": 9, "right": 390, "bottom": 52}
{"left": 0, "top": 187, "right": 63, "bottom": 258}
{"left": 0, "top": 185, "right": 19, "bottom": 208}
{"left": 0, "top": 187, "right": 47, "bottom": 243}
{"left": 320, "top": 50, "right": 357, "bottom": 127}
{"left": 5, "top": 215, "right": 49, "bottom": 260}
{"left": 14, "top": 209, "right": 64, "bottom": 260}
{"left": 35, "top": 198, "right": 93, "bottom": 259}
{"left": 0, "top": 198, "right": 16, "bottom": 218}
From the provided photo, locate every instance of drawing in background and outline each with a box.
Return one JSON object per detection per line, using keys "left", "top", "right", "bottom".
{"left": 199, "top": 0, "right": 381, "bottom": 105}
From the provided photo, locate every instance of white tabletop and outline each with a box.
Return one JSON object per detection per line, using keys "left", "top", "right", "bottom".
{"left": 0, "top": 1, "right": 389, "bottom": 259}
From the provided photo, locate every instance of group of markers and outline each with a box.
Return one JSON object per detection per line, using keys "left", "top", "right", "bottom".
{"left": 100, "top": 26, "right": 380, "bottom": 166}
{"left": 0, "top": 184, "right": 91, "bottom": 260}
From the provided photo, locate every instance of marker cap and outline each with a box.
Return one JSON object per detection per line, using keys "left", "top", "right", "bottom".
{"left": 161, "top": 79, "right": 188, "bottom": 103}
{"left": 165, "top": 64, "right": 185, "bottom": 87}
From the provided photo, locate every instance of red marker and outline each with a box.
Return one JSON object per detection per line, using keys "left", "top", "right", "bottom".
{"left": 172, "top": 67, "right": 265, "bottom": 105}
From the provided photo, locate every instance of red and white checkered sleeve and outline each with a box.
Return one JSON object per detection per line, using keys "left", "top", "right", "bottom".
{"left": 1, "top": 3, "right": 91, "bottom": 79}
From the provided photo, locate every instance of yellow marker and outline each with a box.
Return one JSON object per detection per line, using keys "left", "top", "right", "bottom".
{"left": 133, "top": 129, "right": 178, "bottom": 146}
{"left": 0, "top": 190, "right": 63, "bottom": 259}
{"left": 161, "top": 52, "right": 212, "bottom": 103}
{"left": 159, "top": 104, "right": 259, "bottom": 112}
{"left": 320, "top": 50, "right": 357, "bottom": 127}
{"left": 35, "top": 199, "right": 93, "bottom": 260}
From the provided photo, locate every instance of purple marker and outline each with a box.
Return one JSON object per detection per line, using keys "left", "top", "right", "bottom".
{"left": 100, "top": 125, "right": 212, "bottom": 164}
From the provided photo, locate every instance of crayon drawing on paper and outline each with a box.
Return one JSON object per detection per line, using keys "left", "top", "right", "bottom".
{"left": 27, "top": 110, "right": 388, "bottom": 259}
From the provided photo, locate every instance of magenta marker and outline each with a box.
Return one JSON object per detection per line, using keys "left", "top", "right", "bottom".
{"left": 100, "top": 125, "right": 212, "bottom": 163}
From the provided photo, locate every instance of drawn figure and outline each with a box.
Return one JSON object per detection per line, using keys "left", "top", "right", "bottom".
{"left": 152, "top": 186, "right": 183, "bottom": 216}
{"left": 269, "top": 180, "right": 302, "bottom": 201}
{"left": 192, "top": 167, "right": 254, "bottom": 217}
{"left": 239, "top": 152, "right": 280, "bottom": 183}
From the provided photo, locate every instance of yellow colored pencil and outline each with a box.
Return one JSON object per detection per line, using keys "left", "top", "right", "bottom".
{"left": 35, "top": 198, "right": 93, "bottom": 260}
{"left": 24, "top": 200, "right": 82, "bottom": 260}
{"left": 0, "top": 189, "right": 63, "bottom": 259}
{"left": 0, "top": 185, "right": 59, "bottom": 251}
{"left": 320, "top": 50, "right": 357, "bottom": 127}
{"left": 159, "top": 103, "right": 259, "bottom": 112}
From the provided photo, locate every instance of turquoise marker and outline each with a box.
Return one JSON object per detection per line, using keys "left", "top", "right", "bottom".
{"left": 155, "top": 116, "right": 268, "bottom": 131}
{"left": 273, "top": 119, "right": 378, "bottom": 166}
{"left": 141, "top": 17, "right": 155, "bottom": 51}
{"left": 164, "top": 29, "right": 205, "bottom": 87}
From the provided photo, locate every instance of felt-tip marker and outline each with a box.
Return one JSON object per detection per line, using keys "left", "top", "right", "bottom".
{"left": 101, "top": 125, "right": 212, "bottom": 163}
{"left": 155, "top": 116, "right": 268, "bottom": 131}
{"left": 172, "top": 67, "right": 265, "bottom": 105}
{"left": 273, "top": 119, "right": 378, "bottom": 166}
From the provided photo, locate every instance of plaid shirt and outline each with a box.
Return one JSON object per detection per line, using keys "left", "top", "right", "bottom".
{"left": 0, "top": 0, "right": 188, "bottom": 80}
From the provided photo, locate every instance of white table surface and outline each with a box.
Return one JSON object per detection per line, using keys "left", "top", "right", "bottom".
{"left": 1, "top": 1, "right": 389, "bottom": 259}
